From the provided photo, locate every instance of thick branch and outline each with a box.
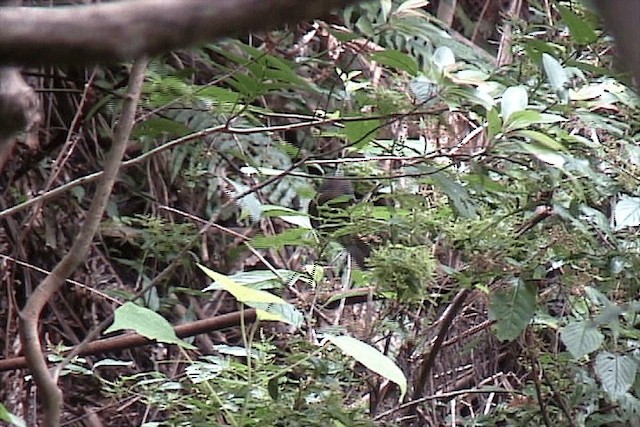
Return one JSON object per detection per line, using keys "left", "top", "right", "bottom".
{"left": 0, "top": 0, "right": 357, "bottom": 66}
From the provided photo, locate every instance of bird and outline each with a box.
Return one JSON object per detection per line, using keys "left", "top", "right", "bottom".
{"left": 308, "top": 178, "right": 371, "bottom": 268}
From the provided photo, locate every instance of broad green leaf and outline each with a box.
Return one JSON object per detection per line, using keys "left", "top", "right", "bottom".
{"left": 198, "top": 86, "right": 241, "bottom": 105}
{"left": 261, "top": 205, "right": 312, "bottom": 229}
{"left": 504, "top": 110, "right": 542, "bottom": 132}
{"left": 543, "top": 53, "right": 568, "bottom": 91}
{"left": 557, "top": 4, "right": 598, "bottom": 45}
{"left": 489, "top": 279, "right": 536, "bottom": 341}
{"left": 132, "top": 117, "right": 191, "bottom": 139}
{"left": 596, "top": 352, "right": 638, "bottom": 399}
{"left": 0, "top": 403, "right": 25, "bottom": 427}
{"left": 380, "top": 0, "right": 392, "bottom": 22}
{"left": 560, "top": 321, "right": 604, "bottom": 359}
{"left": 344, "top": 118, "right": 379, "bottom": 148}
{"left": 251, "top": 302, "right": 303, "bottom": 327}
{"left": 501, "top": 86, "right": 528, "bottom": 121}
{"left": 613, "top": 195, "right": 640, "bottom": 231}
{"left": 104, "top": 302, "right": 195, "bottom": 349}
{"left": 371, "top": 50, "right": 419, "bottom": 76}
{"left": 327, "top": 335, "right": 407, "bottom": 400}
{"left": 199, "top": 265, "right": 302, "bottom": 326}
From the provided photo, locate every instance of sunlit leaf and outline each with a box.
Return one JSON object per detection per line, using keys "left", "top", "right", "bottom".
{"left": 199, "top": 265, "right": 302, "bottom": 326}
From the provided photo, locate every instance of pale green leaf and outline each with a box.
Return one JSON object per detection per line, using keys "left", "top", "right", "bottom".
{"left": 560, "top": 321, "right": 604, "bottom": 359}
{"left": 0, "top": 403, "right": 25, "bottom": 427}
{"left": 543, "top": 53, "right": 568, "bottom": 91}
{"left": 396, "top": 0, "right": 430, "bottom": 14}
{"left": 371, "top": 50, "right": 419, "bottom": 75}
{"left": 327, "top": 335, "right": 407, "bottom": 400}
{"left": 613, "top": 195, "right": 640, "bottom": 231}
{"left": 518, "top": 141, "right": 566, "bottom": 168}
{"left": 514, "top": 130, "right": 567, "bottom": 152}
{"left": 501, "top": 86, "right": 528, "bottom": 121}
{"left": 104, "top": 302, "right": 195, "bottom": 349}
{"left": 596, "top": 352, "right": 638, "bottom": 399}
{"left": 433, "top": 46, "right": 455, "bottom": 71}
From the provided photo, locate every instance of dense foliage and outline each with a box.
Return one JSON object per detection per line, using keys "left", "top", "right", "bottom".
{"left": 3, "top": 0, "right": 640, "bottom": 426}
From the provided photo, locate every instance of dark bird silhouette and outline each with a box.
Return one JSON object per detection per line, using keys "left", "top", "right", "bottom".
{"left": 308, "top": 178, "right": 371, "bottom": 268}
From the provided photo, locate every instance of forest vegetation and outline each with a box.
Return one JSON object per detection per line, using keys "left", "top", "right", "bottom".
{"left": 2, "top": 0, "right": 640, "bottom": 426}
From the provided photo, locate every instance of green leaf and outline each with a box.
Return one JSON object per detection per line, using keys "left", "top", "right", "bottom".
{"left": 513, "top": 130, "right": 567, "bottom": 152}
{"left": 613, "top": 195, "right": 640, "bottom": 231}
{"left": 327, "top": 335, "right": 407, "bottom": 400}
{"left": 0, "top": 403, "right": 25, "bottom": 427}
{"left": 429, "top": 171, "right": 477, "bottom": 218}
{"left": 489, "top": 279, "right": 536, "bottom": 341}
{"left": 224, "top": 269, "right": 298, "bottom": 290}
{"left": 433, "top": 46, "right": 455, "bottom": 71}
{"left": 505, "top": 111, "right": 567, "bottom": 132}
{"left": 501, "top": 86, "right": 528, "bottom": 122}
{"left": 596, "top": 352, "right": 638, "bottom": 399}
{"left": 104, "top": 302, "right": 195, "bottom": 349}
{"left": 199, "top": 265, "right": 302, "bottom": 326}
{"left": 396, "top": 0, "right": 430, "bottom": 14}
{"left": 557, "top": 4, "right": 598, "bottom": 45}
{"left": 344, "top": 118, "right": 379, "bottom": 148}
{"left": 486, "top": 108, "right": 501, "bottom": 140}
{"left": 225, "top": 179, "right": 263, "bottom": 223}
{"left": 410, "top": 75, "right": 439, "bottom": 103}
{"left": 198, "top": 86, "right": 241, "bottom": 105}
{"left": 517, "top": 141, "right": 566, "bottom": 168}
{"left": 542, "top": 53, "right": 569, "bottom": 103}
{"left": 250, "top": 228, "right": 311, "bottom": 250}
{"left": 560, "top": 321, "right": 604, "bottom": 359}
{"left": 371, "top": 50, "right": 419, "bottom": 76}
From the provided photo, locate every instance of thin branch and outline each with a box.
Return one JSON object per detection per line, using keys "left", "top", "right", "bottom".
{"left": 17, "top": 57, "right": 149, "bottom": 426}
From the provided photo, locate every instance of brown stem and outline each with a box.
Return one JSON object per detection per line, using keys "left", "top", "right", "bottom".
{"left": 17, "top": 56, "right": 149, "bottom": 427}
